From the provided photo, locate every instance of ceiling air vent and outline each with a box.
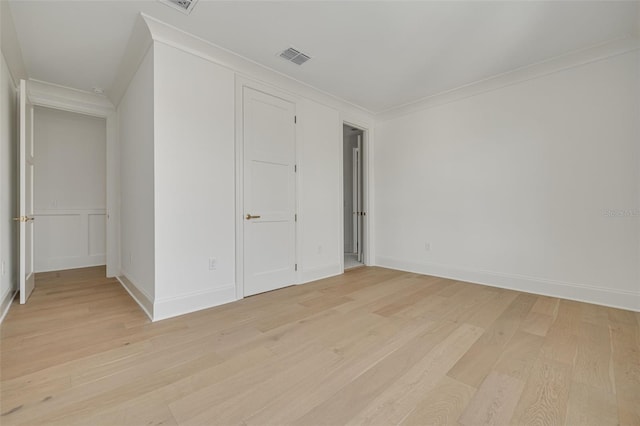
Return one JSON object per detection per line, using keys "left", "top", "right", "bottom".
{"left": 279, "top": 47, "right": 311, "bottom": 66}
{"left": 159, "top": 0, "right": 199, "bottom": 15}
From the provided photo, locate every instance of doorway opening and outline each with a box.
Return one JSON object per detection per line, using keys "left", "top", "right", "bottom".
{"left": 33, "top": 106, "right": 107, "bottom": 277}
{"left": 15, "top": 79, "right": 117, "bottom": 306}
{"left": 343, "top": 124, "right": 366, "bottom": 270}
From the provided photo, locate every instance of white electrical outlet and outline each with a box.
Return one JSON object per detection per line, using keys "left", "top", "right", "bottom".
{"left": 209, "top": 257, "right": 217, "bottom": 270}
{"left": 424, "top": 242, "right": 431, "bottom": 251}
{"left": 317, "top": 245, "right": 323, "bottom": 254}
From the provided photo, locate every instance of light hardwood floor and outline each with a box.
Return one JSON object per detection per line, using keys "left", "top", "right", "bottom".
{"left": 1, "top": 266, "right": 638, "bottom": 425}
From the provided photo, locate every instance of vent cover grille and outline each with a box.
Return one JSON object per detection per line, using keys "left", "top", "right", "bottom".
{"left": 279, "top": 47, "right": 311, "bottom": 66}
{"left": 159, "top": 0, "right": 199, "bottom": 14}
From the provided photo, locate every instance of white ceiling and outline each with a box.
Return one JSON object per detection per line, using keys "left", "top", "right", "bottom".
{"left": 8, "top": 1, "right": 639, "bottom": 113}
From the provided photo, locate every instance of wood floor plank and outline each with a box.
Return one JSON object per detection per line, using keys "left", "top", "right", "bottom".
{"left": 565, "top": 380, "right": 618, "bottom": 426}
{"left": 447, "top": 293, "right": 537, "bottom": 387}
{"left": 530, "top": 295, "right": 560, "bottom": 317}
{"left": 493, "top": 330, "right": 544, "bottom": 382}
{"left": 347, "top": 323, "right": 484, "bottom": 425}
{"left": 291, "top": 320, "right": 460, "bottom": 425}
{"left": 1, "top": 266, "right": 637, "bottom": 425}
{"left": 175, "top": 347, "right": 340, "bottom": 425}
{"left": 4, "top": 349, "right": 226, "bottom": 424}
{"left": 400, "top": 375, "right": 476, "bottom": 426}
{"left": 510, "top": 357, "right": 572, "bottom": 426}
{"left": 463, "top": 288, "right": 519, "bottom": 329}
{"left": 373, "top": 279, "right": 447, "bottom": 317}
{"left": 243, "top": 316, "right": 436, "bottom": 425}
{"left": 572, "top": 320, "right": 615, "bottom": 394}
{"left": 539, "top": 299, "right": 582, "bottom": 364}
{"left": 609, "top": 315, "right": 640, "bottom": 425}
{"left": 520, "top": 311, "right": 554, "bottom": 337}
{"left": 458, "top": 371, "right": 525, "bottom": 426}
{"left": 435, "top": 283, "right": 502, "bottom": 326}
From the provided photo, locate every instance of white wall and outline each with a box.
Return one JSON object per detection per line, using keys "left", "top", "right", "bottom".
{"left": 1, "top": 1, "right": 26, "bottom": 84}
{"left": 1, "top": 2, "right": 26, "bottom": 321}
{"left": 118, "top": 47, "right": 155, "bottom": 307}
{"left": 298, "top": 98, "right": 342, "bottom": 283}
{"left": 33, "top": 106, "right": 106, "bottom": 272}
{"left": 152, "top": 42, "right": 236, "bottom": 320}
{"left": 149, "top": 44, "right": 348, "bottom": 318}
{"left": 112, "top": 17, "right": 374, "bottom": 321}
{"left": 0, "top": 53, "right": 18, "bottom": 319}
{"left": 375, "top": 51, "right": 640, "bottom": 311}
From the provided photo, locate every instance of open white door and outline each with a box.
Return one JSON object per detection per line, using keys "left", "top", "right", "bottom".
{"left": 17, "top": 80, "right": 35, "bottom": 304}
{"left": 355, "top": 135, "right": 364, "bottom": 262}
{"left": 352, "top": 146, "right": 359, "bottom": 255}
{"left": 243, "top": 87, "right": 296, "bottom": 296}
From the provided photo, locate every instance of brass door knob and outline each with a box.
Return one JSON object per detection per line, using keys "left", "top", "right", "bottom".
{"left": 12, "top": 216, "right": 34, "bottom": 222}
{"left": 246, "top": 214, "right": 261, "bottom": 220}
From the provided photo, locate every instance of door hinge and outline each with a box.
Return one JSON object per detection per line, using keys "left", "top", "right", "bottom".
{"left": 294, "top": 164, "right": 297, "bottom": 172}
{"left": 295, "top": 213, "right": 297, "bottom": 222}
{"left": 295, "top": 263, "right": 298, "bottom": 271}
{"left": 294, "top": 116, "right": 297, "bottom": 124}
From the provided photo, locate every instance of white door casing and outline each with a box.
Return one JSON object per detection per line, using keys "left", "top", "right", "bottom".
{"left": 22, "top": 80, "right": 118, "bottom": 277}
{"left": 243, "top": 87, "right": 297, "bottom": 296}
{"left": 18, "top": 79, "right": 35, "bottom": 303}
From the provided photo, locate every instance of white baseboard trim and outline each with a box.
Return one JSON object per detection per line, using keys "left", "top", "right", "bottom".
{"left": 376, "top": 256, "right": 640, "bottom": 312}
{"left": 117, "top": 275, "right": 153, "bottom": 320}
{"left": 36, "top": 255, "right": 106, "bottom": 273}
{"left": 153, "top": 284, "right": 237, "bottom": 322}
{"left": 0, "top": 288, "right": 17, "bottom": 324}
{"left": 301, "top": 263, "right": 343, "bottom": 284}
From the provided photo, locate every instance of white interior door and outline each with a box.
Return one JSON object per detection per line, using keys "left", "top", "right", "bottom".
{"left": 243, "top": 87, "right": 296, "bottom": 297}
{"left": 17, "top": 79, "right": 35, "bottom": 303}
{"left": 352, "top": 147, "right": 359, "bottom": 255}
{"left": 355, "top": 134, "right": 363, "bottom": 262}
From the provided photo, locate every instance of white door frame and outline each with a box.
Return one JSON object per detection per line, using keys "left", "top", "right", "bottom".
{"left": 25, "top": 80, "right": 119, "bottom": 277}
{"left": 341, "top": 120, "right": 372, "bottom": 271}
{"left": 234, "top": 76, "right": 299, "bottom": 300}
{"left": 18, "top": 80, "right": 35, "bottom": 303}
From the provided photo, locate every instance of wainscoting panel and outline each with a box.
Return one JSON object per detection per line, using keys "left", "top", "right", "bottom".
{"left": 34, "top": 209, "right": 106, "bottom": 272}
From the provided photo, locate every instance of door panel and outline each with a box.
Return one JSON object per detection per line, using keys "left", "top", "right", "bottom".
{"left": 243, "top": 87, "right": 296, "bottom": 296}
{"left": 251, "top": 161, "right": 290, "bottom": 215}
{"left": 19, "top": 80, "right": 35, "bottom": 303}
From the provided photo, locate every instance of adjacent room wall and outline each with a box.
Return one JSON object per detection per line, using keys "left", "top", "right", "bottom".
{"left": 33, "top": 106, "right": 106, "bottom": 272}
{"left": 118, "top": 47, "right": 155, "bottom": 310}
{"left": 375, "top": 50, "right": 640, "bottom": 311}
{"left": 0, "top": 53, "right": 18, "bottom": 320}
{"left": 152, "top": 42, "right": 236, "bottom": 320}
